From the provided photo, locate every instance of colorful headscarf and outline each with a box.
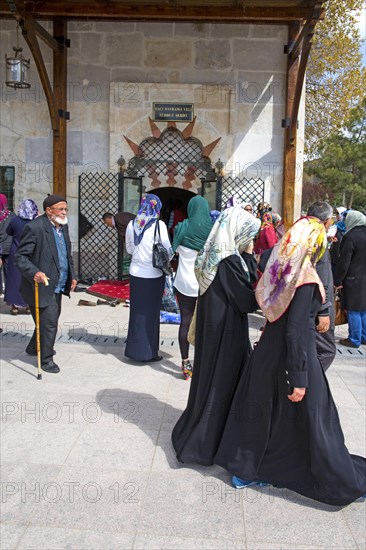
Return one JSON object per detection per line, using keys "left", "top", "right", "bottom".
{"left": 0, "top": 194, "right": 10, "bottom": 223}
{"left": 209, "top": 210, "right": 221, "bottom": 223}
{"left": 17, "top": 199, "right": 38, "bottom": 220}
{"left": 133, "top": 193, "right": 162, "bottom": 245}
{"left": 172, "top": 196, "right": 213, "bottom": 252}
{"left": 345, "top": 210, "right": 366, "bottom": 232}
{"left": 225, "top": 195, "right": 242, "bottom": 209}
{"left": 257, "top": 201, "right": 272, "bottom": 218}
{"left": 259, "top": 211, "right": 282, "bottom": 230}
{"left": 255, "top": 216, "right": 327, "bottom": 323}
{"left": 195, "top": 206, "right": 260, "bottom": 295}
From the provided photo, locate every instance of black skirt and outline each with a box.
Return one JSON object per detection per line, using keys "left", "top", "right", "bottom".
{"left": 125, "top": 274, "right": 164, "bottom": 362}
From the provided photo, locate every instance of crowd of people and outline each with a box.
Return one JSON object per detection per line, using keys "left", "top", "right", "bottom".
{"left": 1, "top": 189, "right": 366, "bottom": 506}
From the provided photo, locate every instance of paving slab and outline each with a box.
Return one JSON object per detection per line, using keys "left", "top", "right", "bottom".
{"left": 1, "top": 292, "right": 365, "bottom": 550}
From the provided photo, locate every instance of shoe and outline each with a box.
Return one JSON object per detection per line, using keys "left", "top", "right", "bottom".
{"left": 232, "top": 476, "right": 270, "bottom": 489}
{"left": 10, "top": 306, "right": 19, "bottom": 315}
{"left": 181, "top": 359, "right": 193, "bottom": 380}
{"left": 41, "top": 361, "right": 60, "bottom": 373}
{"left": 148, "top": 355, "right": 163, "bottom": 362}
{"left": 361, "top": 341, "right": 366, "bottom": 345}
{"left": 339, "top": 338, "right": 359, "bottom": 349}
{"left": 25, "top": 306, "right": 31, "bottom": 314}
{"left": 26, "top": 346, "right": 56, "bottom": 356}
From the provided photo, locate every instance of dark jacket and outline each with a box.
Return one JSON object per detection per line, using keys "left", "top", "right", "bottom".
{"left": 316, "top": 249, "right": 334, "bottom": 327}
{"left": 114, "top": 212, "right": 135, "bottom": 241}
{"left": 334, "top": 226, "right": 366, "bottom": 311}
{"left": 0, "top": 212, "right": 15, "bottom": 256}
{"left": 15, "top": 214, "right": 76, "bottom": 308}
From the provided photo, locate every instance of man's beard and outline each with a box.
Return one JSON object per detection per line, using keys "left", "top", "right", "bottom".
{"left": 55, "top": 216, "right": 68, "bottom": 225}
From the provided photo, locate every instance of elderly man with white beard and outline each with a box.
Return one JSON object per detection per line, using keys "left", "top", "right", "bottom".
{"left": 15, "top": 194, "right": 77, "bottom": 373}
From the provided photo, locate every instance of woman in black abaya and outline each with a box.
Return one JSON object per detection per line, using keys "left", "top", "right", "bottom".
{"left": 172, "top": 206, "right": 260, "bottom": 465}
{"left": 214, "top": 216, "right": 366, "bottom": 506}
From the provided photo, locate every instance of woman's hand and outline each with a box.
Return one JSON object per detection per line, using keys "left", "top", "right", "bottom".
{"left": 288, "top": 387, "right": 306, "bottom": 402}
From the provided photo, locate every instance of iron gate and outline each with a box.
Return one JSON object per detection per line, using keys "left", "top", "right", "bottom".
{"left": 78, "top": 172, "right": 141, "bottom": 282}
{"left": 201, "top": 175, "right": 265, "bottom": 212}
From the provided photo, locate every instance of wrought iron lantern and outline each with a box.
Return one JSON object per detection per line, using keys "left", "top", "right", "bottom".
{"left": 5, "top": 23, "right": 30, "bottom": 89}
{"left": 215, "top": 158, "right": 225, "bottom": 177}
{"left": 117, "top": 155, "right": 126, "bottom": 173}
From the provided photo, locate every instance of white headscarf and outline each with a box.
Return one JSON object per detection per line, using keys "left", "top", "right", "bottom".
{"left": 195, "top": 206, "right": 260, "bottom": 295}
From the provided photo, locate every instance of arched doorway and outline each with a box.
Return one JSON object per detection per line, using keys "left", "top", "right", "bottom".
{"left": 150, "top": 186, "right": 195, "bottom": 229}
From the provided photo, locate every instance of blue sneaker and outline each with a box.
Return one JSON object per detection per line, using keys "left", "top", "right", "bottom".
{"left": 232, "top": 476, "right": 270, "bottom": 489}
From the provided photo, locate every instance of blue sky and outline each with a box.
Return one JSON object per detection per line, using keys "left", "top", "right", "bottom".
{"left": 356, "top": 2, "right": 366, "bottom": 65}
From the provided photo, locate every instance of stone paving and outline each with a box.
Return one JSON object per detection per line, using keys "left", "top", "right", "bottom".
{"left": 0, "top": 291, "right": 365, "bottom": 550}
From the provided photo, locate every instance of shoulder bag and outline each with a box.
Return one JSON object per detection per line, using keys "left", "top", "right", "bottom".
{"left": 152, "top": 221, "right": 173, "bottom": 276}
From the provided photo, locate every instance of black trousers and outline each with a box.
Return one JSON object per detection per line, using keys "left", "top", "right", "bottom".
{"left": 28, "top": 293, "right": 62, "bottom": 363}
{"left": 175, "top": 290, "right": 197, "bottom": 360}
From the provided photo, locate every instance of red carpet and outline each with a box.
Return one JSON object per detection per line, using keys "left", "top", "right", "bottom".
{"left": 86, "top": 280, "right": 130, "bottom": 301}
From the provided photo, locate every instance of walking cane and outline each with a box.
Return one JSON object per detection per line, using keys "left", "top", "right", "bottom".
{"left": 34, "top": 281, "right": 42, "bottom": 380}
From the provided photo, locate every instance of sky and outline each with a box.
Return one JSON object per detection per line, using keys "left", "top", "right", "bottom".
{"left": 355, "top": 2, "right": 366, "bottom": 65}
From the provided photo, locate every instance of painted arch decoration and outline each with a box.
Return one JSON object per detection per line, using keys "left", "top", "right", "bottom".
{"left": 123, "top": 117, "right": 220, "bottom": 191}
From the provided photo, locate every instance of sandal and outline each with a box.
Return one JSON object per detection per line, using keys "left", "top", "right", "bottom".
{"left": 181, "top": 359, "right": 193, "bottom": 381}
{"left": 25, "top": 306, "right": 31, "bottom": 314}
{"left": 10, "top": 306, "right": 19, "bottom": 316}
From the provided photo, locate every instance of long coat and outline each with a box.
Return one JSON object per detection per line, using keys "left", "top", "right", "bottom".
{"left": 15, "top": 214, "right": 76, "bottom": 308}
{"left": 334, "top": 226, "right": 366, "bottom": 311}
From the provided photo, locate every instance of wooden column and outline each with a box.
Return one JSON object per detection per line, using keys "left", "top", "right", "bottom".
{"left": 53, "top": 18, "right": 67, "bottom": 196}
{"left": 282, "top": 23, "right": 301, "bottom": 228}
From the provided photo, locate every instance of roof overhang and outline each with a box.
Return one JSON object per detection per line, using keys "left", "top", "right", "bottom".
{"left": 1, "top": 1, "right": 325, "bottom": 24}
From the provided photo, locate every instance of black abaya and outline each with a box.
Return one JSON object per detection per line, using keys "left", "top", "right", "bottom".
{"left": 172, "top": 254, "right": 258, "bottom": 465}
{"left": 214, "top": 284, "right": 366, "bottom": 506}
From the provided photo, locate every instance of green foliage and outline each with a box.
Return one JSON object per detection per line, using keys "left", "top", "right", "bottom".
{"left": 304, "top": 98, "right": 366, "bottom": 210}
{"left": 305, "top": 0, "right": 366, "bottom": 158}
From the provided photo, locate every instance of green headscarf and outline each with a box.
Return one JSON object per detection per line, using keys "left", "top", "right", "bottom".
{"left": 345, "top": 210, "right": 366, "bottom": 233}
{"left": 172, "top": 196, "right": 213, "bottom": 252}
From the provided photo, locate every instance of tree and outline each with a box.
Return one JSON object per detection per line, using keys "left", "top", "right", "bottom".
{"left": 305, "top": 0, "right": 366, "bottom": 158}
{"left": 304, "top": 98, "right": 366, "bottom": 210}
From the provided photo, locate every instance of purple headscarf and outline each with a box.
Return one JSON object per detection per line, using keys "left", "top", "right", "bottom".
{"left": 17, "top": 199, "right": 38, "bottom": 220}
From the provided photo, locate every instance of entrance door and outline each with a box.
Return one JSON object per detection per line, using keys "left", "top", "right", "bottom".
{"left": 119, "top": 174, "right": 142, "bottom": 279}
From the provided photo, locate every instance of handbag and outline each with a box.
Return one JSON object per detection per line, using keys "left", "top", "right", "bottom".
{"left": 161, "top": 275, "right": 179, "bottom": 313}
{"left": 152, "top": 221, "right": 173, "bottom": 276}
{"left": 334, "top": 290, "right": 347, "bottom": 326}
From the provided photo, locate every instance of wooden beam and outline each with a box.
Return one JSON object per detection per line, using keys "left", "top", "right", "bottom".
{"left": 282, "top": 22, "right": 300, "bottom": 228}
{"left": 0, "top": 2, "right": 315, "bottom": 22}
{"left": 33, "top": 18, "right": 63, "bottom": 52}
{"left": 19, "top": 15, "right": 59, "bottom": 134}
{"left": 53, "top": 18, "right": 67, "bottom": 197}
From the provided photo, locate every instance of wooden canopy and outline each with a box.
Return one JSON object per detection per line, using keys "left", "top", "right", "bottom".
{"left": 1, "top": 0, "right": 326, "bottom": 224}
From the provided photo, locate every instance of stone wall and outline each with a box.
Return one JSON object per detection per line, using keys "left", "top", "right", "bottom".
{"left": 0, "top": 20, "right": 305, "bottom": 247}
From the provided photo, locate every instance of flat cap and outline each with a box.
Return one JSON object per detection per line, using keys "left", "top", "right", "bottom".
{"left": 43, "top": 194, "right": 67, "bottom": 211}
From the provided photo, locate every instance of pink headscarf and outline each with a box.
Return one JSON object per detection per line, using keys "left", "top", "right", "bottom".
{"left": 0, "top": 194, "right": 10, "bottom": 223}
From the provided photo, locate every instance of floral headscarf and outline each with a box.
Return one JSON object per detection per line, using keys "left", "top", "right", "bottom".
{"left": 0, "top": 194, "right": 10, "bottom": 223}
{"left": 133, "top": 193, "right": 162, "bottom": 245}
{"left": 259, "top": 211, "right": 282, "bottom": 230}
{"left": 195, "top": 206, "right": 260, "bottom": 295}
{"left": 209, "top": 210, "right": 221, "bottom": 223}
{"left": 17, "top": 199, "right": 38, "bottom": 220}
{"left": 255, "top": 216, "right": 327, "bottom": 323}
{"left": 257, "top": 201, "right": 272, "bottom": 218}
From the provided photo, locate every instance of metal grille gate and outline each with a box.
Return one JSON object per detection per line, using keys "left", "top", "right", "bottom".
{"left": 218, "top": 175, "right": 265, "bottom": 213}
{"left": 78, "top": 172, "right": 141, "bottom": 282}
